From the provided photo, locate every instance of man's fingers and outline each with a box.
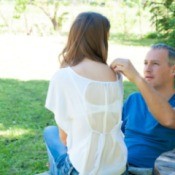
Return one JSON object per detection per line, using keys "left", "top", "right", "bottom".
{"left": 111, "top": 58, "right": 129, "bottom": 67}
{"left": 110, "top": 59, "right": 124, "bottom": 70}
{"left": 112, "top": 65, "right": 125, "bottom": 76}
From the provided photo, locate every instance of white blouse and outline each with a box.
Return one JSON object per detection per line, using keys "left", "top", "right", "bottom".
{"left": 45, "top": 67, "right": 127, "bottom": 175}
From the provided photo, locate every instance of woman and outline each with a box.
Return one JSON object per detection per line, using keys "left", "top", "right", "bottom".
{"left": 44, "top": 12, "right": 127, "bottom": 175}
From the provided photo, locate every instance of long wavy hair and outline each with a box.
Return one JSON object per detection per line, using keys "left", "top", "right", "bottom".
{"left": 59, "top": 12, "right": 110, "bottom": 67}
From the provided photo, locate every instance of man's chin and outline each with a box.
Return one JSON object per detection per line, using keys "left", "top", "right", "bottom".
{"left": 145, "top": 79, "right": 155, "bottom": 87}
{"left": 145, "top": 78, "right": 152, "bottom": 83}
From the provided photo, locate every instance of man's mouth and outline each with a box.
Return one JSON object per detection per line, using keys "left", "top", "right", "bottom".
{"left": 145, "top": 76, "right": 154, "bottom": 80}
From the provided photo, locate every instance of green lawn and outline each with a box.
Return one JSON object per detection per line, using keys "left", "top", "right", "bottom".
{"left": 110, "top": 33, "right": 159, "bottom": 46}
{"left": 0, "top": 78, "right": 137, "bottom": 175}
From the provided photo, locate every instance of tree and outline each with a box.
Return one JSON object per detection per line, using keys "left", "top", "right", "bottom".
{"left": 14, "top": 0, "right": 69, "bottom": 31}
{"left": 145, "top": 0, "right": 175, "bottom": 46}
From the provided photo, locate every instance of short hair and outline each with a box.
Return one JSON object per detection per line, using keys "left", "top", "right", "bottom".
{"left": 151, "top": 43, "right": 175, "bottom": 66}
{"left": 59, "top": 12, "right": 110, "bottom": 67}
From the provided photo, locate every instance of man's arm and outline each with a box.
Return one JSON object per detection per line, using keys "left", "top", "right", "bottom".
{"left": 110, "top": 58, "right": 175, "bottom": 129}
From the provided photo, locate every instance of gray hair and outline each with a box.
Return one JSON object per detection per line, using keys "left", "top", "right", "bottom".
{"left": 151, "top": 43, "right": 175, "bottom": 66}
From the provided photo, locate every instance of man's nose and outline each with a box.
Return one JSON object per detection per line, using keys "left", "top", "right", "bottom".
{"left": 144, "top": 64, "right": 152, "bottom": 72}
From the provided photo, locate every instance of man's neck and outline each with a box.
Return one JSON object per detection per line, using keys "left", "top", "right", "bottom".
{"left": 156, "top": 88, "right": 175, "bottom": 101}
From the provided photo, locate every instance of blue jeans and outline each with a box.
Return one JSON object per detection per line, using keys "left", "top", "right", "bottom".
{"left": 44, "top": 126, "right": 128, "bottom": 175}
{"left": 128, "top": 166, "right": 153, "bottom": 175}
{"left": 43, "top": 126, "right": 78, "bottom": 175}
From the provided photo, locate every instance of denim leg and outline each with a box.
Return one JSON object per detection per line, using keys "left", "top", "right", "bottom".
{"left": 43, "top": 126, "right": 67, "bottom": 175}
{"left": 128, "top": 166, "right": 153, "bottom": 175}
{"left": 58, "top": 156, "right": 79, "bottom": 175}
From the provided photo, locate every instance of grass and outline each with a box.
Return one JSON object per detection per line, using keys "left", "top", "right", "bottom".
{"left": 0, "top": 78, "right": 138, "bottom": 175}
{"left": 110, "top": 33, "right": 159, "bottom": 46}
{"left": 0, "top": 79, "right": 55, "bottom": 175}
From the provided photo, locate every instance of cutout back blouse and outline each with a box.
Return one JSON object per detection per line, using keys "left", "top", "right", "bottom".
{"left": 45, "top": 67, "right": 127, "bottom": 175}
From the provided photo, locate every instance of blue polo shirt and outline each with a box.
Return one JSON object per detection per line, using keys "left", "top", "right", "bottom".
{"left": 122, "top": 92, "right": 175, "bottom": 168}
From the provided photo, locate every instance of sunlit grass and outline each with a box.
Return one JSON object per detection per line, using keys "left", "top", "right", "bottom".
{"left": 0, "top": 127, "right": 32, "bottom": 138}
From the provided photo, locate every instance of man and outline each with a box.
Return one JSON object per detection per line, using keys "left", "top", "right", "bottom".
{"left": 110, "top": 43, "right": 175, "bottom": 175}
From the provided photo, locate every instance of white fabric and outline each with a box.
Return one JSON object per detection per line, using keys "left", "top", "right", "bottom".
{"left": 45, "top": 67, "right": 127, "bottom": 175}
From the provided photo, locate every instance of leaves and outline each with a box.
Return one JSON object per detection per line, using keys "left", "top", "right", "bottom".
{"left": 14, "top": 0, "right": 29, "bottom": 18}
{"left": 145, "top": 0, "right": 175, "bottom": 46}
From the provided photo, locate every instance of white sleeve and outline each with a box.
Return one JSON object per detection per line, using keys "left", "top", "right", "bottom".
{"left": 45, "top": 72, "right": 71, "bottom": 133}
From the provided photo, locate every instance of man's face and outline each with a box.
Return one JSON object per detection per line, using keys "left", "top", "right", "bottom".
{"left": 144, "top": 48, "right": 174, "bottom": 90}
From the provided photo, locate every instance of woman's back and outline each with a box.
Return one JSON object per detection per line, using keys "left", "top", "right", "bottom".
{"left": 46, "top": 61, "right": 127, "bottom": 174}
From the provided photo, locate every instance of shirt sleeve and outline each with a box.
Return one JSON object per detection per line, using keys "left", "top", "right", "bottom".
{"left": 45, "top": 72, "right": 71, "bottom": 133}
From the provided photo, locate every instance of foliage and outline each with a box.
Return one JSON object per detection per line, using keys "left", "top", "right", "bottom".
{"left": 14, "top": 0, "right": 29, "bottom": 18}
{"left": 13, "top": 0, "right": 70, "bottom": 31}
{"left": 0, "top": 0, "right": 153, "bottom": 36}
{"left": 0, "top": 78, "right": 137, "bottom": 174}
{"left": 145, "top": 0, "right": 175, "bottom": 46}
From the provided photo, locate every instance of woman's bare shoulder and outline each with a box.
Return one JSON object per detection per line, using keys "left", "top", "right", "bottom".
{"left": 72, "top": 60, "right": 117, "bottom": 82}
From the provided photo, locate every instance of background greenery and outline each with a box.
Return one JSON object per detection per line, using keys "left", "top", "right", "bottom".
{"left": 0, "top": 0, "right": 174, "bottom": 46}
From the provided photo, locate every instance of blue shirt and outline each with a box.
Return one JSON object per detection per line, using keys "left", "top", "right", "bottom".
{"left": 122, "top": 92, "right": 175, "bottom": 168}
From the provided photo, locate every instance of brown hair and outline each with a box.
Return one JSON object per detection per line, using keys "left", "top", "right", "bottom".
{"left": 59, "top": 12, "right": 110, "bottom": 67}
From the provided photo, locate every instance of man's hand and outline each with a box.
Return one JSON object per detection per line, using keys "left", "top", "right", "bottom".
{"left": 110, "top": 58, "right": 141, "bottom": 83}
